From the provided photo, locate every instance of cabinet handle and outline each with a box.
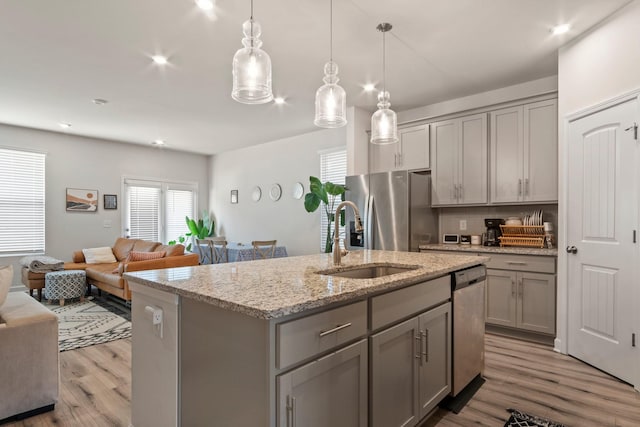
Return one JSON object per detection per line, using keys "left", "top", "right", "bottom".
{"left": 511, "top": 279, "right": 516, "bottom": 298}
{"left": 518, "top": 179, "right": 522, "bottom": 196}
{"left": 459, "top": 184, "right": 463, "bottom": 200}
{"left": 519, "top": 279, "right": 523, "bottom": 299}
{"left": 415, "top": 334, "right": 422, "bottom": 365}
{"left": 506, "top": 261, "right": 527, "bottom": 265}
{"left": 397, "top": 153, "right": 402, "bottom": 167}
{"left": 421, "top": 330, "right": 429, "bottom": 363}
{"left": 319, "top": 322, "right": 352, "bottom": 337}
{"left": 525, "top": 178, "right": 529, "bottom": 196}
{"left": 286, "top": 395, "right": 296, "bottom": 427}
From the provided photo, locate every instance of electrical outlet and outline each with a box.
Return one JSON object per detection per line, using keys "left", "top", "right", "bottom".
{"left": 103, "top": 220, "right": 112, "bottom": 228}
{"left": 459, "top": 220, "right": 467, "bottom": 231}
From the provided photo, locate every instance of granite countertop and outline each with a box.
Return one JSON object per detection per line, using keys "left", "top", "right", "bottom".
{"left": 125, "top": 250, "right": 488, "bottom": 320}
{"left": 418, "top": 243, "right": 558, "bottom": 257}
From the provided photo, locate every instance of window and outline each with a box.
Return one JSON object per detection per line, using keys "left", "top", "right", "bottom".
{"left": 319, "top": 148, "right": 347, "bottom": 251}
{"left": 0, "top": 148, "right": 46, "bottom": 255}
{"left": 123, "top": 178, "right": 197, "bottom": 244}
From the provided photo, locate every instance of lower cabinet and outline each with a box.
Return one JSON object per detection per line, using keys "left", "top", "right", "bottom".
{"left": 370, "top": 302, "right": 451, "bottom": 427}
{"left": 277, "top": 339, "right": 368, "bottom": 427}
{"left": 485, "top": 269, "right": 556, "bottom": 335}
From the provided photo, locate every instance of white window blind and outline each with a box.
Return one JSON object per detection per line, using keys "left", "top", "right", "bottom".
{"left": 166, "top": 188, "right": 194, "bottom": 243}
{"left": 319, "top": 148, "right": 347, "bottom": 251}
{"left": 0, "top": 148, "right": 45, "bottom": 255}
{"left": 126, "top": 184, "right": 161, "bottom": 242}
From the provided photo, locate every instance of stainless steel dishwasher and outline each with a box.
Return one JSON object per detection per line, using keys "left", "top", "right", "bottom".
{"left": 451, "top": 265, "right": 486, "bottom": 396}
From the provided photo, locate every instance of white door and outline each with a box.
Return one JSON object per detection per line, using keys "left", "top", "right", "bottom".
{"left": 567, "top": 97, "right": 638, "bottom": 384}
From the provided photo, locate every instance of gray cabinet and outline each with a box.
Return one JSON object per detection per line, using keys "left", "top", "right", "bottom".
{"left": 431, "top": 114, "right": 487, "bottom": 206}
{"left": 277, "top": 339, "right": 368, "bottom": 427}
{"left": 485, "top": 254, "right": 556, "bottom": 336}
{"left": 371, "top": 302, "right": 451, "bottom": 427}
{"left": 490, "top": 99, "right": 558, "bottom": 204}
{"left": 370, "top": 124, "right": 429, "bottom": 173}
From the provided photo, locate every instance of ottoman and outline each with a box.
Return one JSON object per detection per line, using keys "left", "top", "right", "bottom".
{"left": 44, "top": 270, "right": 87, "bottom": 306}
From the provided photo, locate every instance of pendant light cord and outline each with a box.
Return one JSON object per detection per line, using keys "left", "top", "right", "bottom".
{"left": 250, "top": 0, "right": 254, "bottom": 48}
{"left": 382, "top": 29, "right": 386, "bottom": 95}
{"left": 330, "top": 0, "right": 333, "bottom": 62}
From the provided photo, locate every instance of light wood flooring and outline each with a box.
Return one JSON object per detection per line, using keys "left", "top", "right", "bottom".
{"left": 4, "top": 334, "right": 640, "bottom": 426}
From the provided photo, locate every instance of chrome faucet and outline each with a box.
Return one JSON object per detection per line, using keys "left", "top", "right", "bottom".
{"left": 333, "top": 201, "right": 364, "bottom": 266}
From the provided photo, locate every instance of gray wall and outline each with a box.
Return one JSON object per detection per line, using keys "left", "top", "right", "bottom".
{"left": 1, "top": 123, "right": 209, "bottom": 287}
{"left": 209, "top": 128, "right": 346, "bottom": 256}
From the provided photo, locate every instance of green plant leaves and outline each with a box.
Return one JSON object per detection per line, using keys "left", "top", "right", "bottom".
{"left": 325, "top": 181, "right": 345, "bottom": 196}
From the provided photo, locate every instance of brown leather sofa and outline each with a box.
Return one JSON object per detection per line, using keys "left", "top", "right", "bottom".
{"left": 23, "top": 238, "right": 199, "bottom": 302}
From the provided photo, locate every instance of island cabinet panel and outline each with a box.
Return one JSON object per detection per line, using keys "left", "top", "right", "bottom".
{"left": 277, "top": 339, "right": 368, "bottom": 427}
{"left": 371, "top": 302, "right": 451, "bottom": 427}
{"left": 276, "top": 300, "right": 367, "bottom": 370}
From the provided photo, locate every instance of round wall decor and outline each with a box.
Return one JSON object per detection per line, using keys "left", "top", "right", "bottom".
{"left": 251, "top": 186, "right": 262, "bottom": 202}
{"left": 292, "top": 182, "right": 304, "bottom": 200}
{"left": 269, "top": 183, "right": 282, "bottom": 201}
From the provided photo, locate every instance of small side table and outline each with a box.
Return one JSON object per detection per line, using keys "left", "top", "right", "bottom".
{"left": 44, "top": 270, "right": 87, "bottom": 306}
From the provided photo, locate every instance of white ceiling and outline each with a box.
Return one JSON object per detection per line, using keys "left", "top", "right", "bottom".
{"left": 0, "top": 0, "right": 630, "bottom": 155}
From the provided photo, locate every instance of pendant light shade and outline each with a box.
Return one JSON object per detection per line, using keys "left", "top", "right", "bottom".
{"left": 315, "top": 0, "right": 346, "bottom": 128}
{"left": 232, "top": 3, "right": 273, "bottom": 105}
{"left": 371, "top": 23, "right": 398, "bottom": 145}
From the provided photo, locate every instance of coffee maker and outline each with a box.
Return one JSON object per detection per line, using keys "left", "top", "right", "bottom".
{"left": 484, "top": 218, "right": 504, "bottom": 246}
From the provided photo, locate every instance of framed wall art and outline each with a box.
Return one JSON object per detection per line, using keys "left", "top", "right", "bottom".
{"left": 104, "top": 194, "right": 117, "bottom": 210}
{"left": 66, "top": 188, "right": 98, "bottom": 212}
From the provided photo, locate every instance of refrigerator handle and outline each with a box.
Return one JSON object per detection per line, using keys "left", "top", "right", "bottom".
{"left": 365, "top": 195, "right": 374, "bottom": 250}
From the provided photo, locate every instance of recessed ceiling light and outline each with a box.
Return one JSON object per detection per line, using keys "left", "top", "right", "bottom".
{"left": 58, "top": 122, "right": 71, "bottom": 129}
{"left": 195, "top": 0, "right": 214, "bottom": 10}
{"left": 274, "top": 97, "right": 285, "bottom": 105}
{"left": 92, "top": 98, "right": 108, "bottom": 105}
{"left": 152, "top": 55, "right": 168, "bottom": 65}
{"left": 152, "top": 139, "right": 166, "bottom": 146}
{"left": 551, "top": 24, "right": 570, "bottom": 35}
{"left": 364, "top": 84, "right": 376, "bottom": 92}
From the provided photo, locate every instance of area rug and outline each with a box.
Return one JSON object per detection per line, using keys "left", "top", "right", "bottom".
{"left": 504, "top": 409, "right": 566, "bottom": 427}
{"left": 47, "top": 298, "right": 131, "bottom": 352}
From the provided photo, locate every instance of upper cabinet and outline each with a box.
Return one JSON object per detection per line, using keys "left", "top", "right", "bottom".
{"left": 431, "top": 113, "right": 487, "bottom": 206}
{"left": 490, "top": 99, "right": 558, "bottom": 203}
{"left": 370, "top": 124, "right": 429, "bottom": 173}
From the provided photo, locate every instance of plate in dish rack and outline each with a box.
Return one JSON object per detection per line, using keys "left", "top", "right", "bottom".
{"left": 269, "top": 184, "right": 282, "bottom": 201}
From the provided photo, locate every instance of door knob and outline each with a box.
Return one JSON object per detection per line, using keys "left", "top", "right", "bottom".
{"left": 566, "top": 246, "right": 578, "bottom": 254}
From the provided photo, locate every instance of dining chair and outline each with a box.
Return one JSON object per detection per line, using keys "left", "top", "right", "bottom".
{"left": 251, "top": 240, "right": 277, "bottom": 260}
{"left": 196, "top": 238, "right": 214, "bottom": 265}
{"left": 209, "top": 237, "right": 228, "bottom": 264}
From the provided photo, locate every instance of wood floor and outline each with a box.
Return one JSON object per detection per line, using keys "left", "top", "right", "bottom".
{"left": 4, "top": 334, "right": 640, "bottom": 427}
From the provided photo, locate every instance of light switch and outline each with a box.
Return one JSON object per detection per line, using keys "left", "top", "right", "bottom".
{"left": 103, "top": 220, "right": 112, "bottom": 228}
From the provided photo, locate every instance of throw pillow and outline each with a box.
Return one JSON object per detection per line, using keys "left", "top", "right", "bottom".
{"left": 82, "top": 247, "right": 118, "bottom": 264}
{"left": 0, "top": 265, "right": 13, "bottom": 307}
{"left": 127, "top": 251, "right": 166, "bottom": 262}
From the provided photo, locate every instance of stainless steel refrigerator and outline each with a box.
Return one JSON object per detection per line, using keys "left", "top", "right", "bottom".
{"left": 345, "top": 170, "right": 438, "bottom": 252}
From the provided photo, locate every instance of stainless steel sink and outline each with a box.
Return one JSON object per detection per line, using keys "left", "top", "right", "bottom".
{"left": 317, "top": 264, "right": 419, "bottom": 279}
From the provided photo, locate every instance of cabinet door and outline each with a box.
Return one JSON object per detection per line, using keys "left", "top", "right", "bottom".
{"left": 517, "top": 272, "right": 556, "bottom": 335}
{"left": 399, "top": 124, "right": 430, "bottom": 171}
{"left": 370, "top": 142, "right": 399, "bottom": 173}
{"left": 277, "top": 339, "right": 368, "bottom": 427}
{"left": 523, "top": 99, "right": 558, "bottom": 202}
{"left": 418, "top": 302, "right": 451, "bottom": 419}
{"left": 490, "top": 106, "right": 523, "bottom": 203}
{"left": 430, "top": 119, "right": 458, "bottom": 206}
{"left": 371, "top": 317, "right": 420, "bottom": 427}
{"left": 459, "top": 113, "right": 488, "bottom": 204}
{"left": 485, "top": 269, "right": 517, "bottom": 327}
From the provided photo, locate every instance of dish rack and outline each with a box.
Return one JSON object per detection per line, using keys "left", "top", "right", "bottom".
{"left": 499, "top": 225, "right": 545, "bottom": 248}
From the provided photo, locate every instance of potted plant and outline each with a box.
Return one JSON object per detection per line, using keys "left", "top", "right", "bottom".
{"left": 303, "top": 176, "right": 346, "bottom": 253}
{"left": 169, "top": 210, "right": 215, "bottom": 252}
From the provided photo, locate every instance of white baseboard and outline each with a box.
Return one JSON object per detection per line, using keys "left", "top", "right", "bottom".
{"left": 553, "top": 338, "right": 563, "bottom": 353}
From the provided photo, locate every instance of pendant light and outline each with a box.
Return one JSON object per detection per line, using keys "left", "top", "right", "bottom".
{"left": 314, "top": 0, "right": 347, "bottom": 128}
{"left": 370, "top": 23, "right": 398, "bottom": 144}
{"left": 232, "top": 0, "right": 273, "bottom": 104}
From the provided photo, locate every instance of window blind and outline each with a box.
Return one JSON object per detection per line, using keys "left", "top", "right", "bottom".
{"left": 126, "top": 185, "right": 161, "bottom": 242}
{"left": 166, "top": 188, "right": 194, "bottom": 243}
{"left": 0, "top": 148, "right": 46, "bottom": 255}
{"left": 319, "top": 148, "right": 347, "bottom": 251}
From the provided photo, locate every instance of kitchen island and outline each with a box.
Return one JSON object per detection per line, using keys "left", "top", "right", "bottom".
{"left": 125, "top": 250, "right": 489, "bottom": 427}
